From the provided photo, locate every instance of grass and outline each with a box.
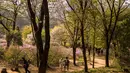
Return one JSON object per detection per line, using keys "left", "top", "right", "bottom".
{"left": 69, "top": 67, "right": 124, "bottom": 73}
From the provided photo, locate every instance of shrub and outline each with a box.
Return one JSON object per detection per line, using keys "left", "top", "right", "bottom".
{"left": 48, "top": 45, "right": 72, "bottom": 66}
{"left": 0, "top": 47, "right": 5, "bottom": 59}
{"left": 21, "top": 48, "right": 37, "bottom": 66}
{"left": 4, "top": 46, "right": 24, "bottom": 66}
{"left": 3, "top": 46, "right": 37, "bottom": 66}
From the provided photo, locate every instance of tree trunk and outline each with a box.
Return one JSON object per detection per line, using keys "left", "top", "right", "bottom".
{"left": 81, "top": 22, "right": 88, "bottom": 72}
{"left": 36, "top": 49, "right": 39, "bottom": 67}
{"left": 106, "top": 44, "right": 110, "bottom": 67}
{"left": 39, "top": 0, "right": 50, "bottom": 73}
{"left": 35, "top": 32, "right": 44, "bottom": 73}
{"left": 6, "top": 34, "right": 13, "bottom": 49}
{"left": 82, "top": 48, "right": 88, "bottom": 72}
{"left": 73, "top": 46, "right": 77, "bottom": 66}
{"left": 13, "top": 10, "right": 17, "bottom": 30}
{"left": 105, "top": 33, "right": 110, "bottom": 67}
{"left": 27, "top": 0, "right": 50, "bottom": 73}
{"left": 92, "top": 26, "right": 96, "bottom": 68}
{"left": 88, "top": 48, "right": 91, "bottom": 61}
{"left": 92, "top": 47, "right": 95, "bottom": 68}
{"left": 6, "top": 40, "right": 11, "bottom": 49}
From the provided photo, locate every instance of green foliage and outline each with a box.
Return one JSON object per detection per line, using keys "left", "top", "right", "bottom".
{"left": 3, "top": 46, "right": 37, "bottom": 66}
{"left": 0, "top": 47, "right": 5, "bottom": 59}
{"left": 112, "top": 8, "right": 130, "bottom": 68}
{"left": 22, "top": 25, "right": 45, "bottom": 44}
{"left": 0, "top": 25, "right": 5, "bottom": 35}
{"left": 88, "top": 26, "right": 105, "bottom": 48}
{"left": 89, "top": 67, "right": 123, "bottom": 73}
{"left": 12, "top": 30, "right": 23, "bottom": 46}
{"left": 21, "top": 48, "right": 37, "bottom": 66}
{"left": 6, "top": 30, "right": 23, "bottom": 46}
{"left": 69, "top": 67, "right": 123, "bottom": 73}
{"left": 22, "top": 25, "right": 32, "bottom": 39}
{"left": 6, "top": 31, "right": 13, "bottom": 42}
{"left": 4, "top": 46, "right": 24, "bottom": 66}
{"left": 41, "top": 29, "right": 45, "bottom": 41}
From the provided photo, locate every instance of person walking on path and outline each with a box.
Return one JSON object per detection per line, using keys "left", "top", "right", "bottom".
{"left": 22, "top": 57, "right": 30, "bottom": 73}
{"left": 64, "top": 57, "right": 70, "bottom": 71}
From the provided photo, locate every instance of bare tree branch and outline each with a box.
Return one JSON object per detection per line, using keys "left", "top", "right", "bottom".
{"left": 0, "top": 13, "right": 13, "bottom": 21}
{"left": 66, "top": 0, "right": 81, "bottom": 22}
{"left": 38, "top": 0, "right": 45, "bottom": 32}
{"left": 107, "top": 0, "right": 115, "bottom": 32}
{"left": 0, "top": 20, "right": 10, "bottom": 32}
{"left": 27, "top": 0, "right": 38, "bottom": 31}
{"left": 97, "top": 0, "right": 108, "bottom": 31}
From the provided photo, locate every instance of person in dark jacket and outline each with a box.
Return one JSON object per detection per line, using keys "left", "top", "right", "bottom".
{"left": 64, "top": 57, "right": 70, "bottom": 71}
{"left": 22, "top": 57, "right": 30, "bottom": 73}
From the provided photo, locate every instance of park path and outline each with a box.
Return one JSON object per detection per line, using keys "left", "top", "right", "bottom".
{"left": 0, "top": 67, "right": 18, "bottom": 73}
{"left": 0, "top": 58, "right": 106, "bottom": 73}
{"left": 47, "top": 58, "right": 106, "bottom": 73}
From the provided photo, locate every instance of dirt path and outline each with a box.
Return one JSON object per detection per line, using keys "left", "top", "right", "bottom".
{"left": 0, "top": 67, "right": 18, "bottom": 73}
{"left": 47, "top": 58, "right": 106, "bottom": 73}
{"left": 0, "top": 58, "right": 106, "bottom": 73}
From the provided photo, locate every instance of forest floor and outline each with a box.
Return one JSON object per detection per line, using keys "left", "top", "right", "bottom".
{"left": 0, "top": 56, "right": 110, "bottom": 73}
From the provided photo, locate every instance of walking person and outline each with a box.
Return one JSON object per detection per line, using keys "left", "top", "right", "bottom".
{"left": 59, "top": 58, "right": 64, "bottom": 71}
{"left": 64, "top": 57, "right": 70, "bottom": 71}
{"left": 22, "top": 57, "right": 30, "bottom": 73}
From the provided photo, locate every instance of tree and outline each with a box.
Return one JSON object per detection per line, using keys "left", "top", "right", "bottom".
{"left": 108, "top": 8, "right": 130, "bottom": 67}
{"left": 51, "top": 25, "right": 69, "bottom": 46}
{"left": 66, "top": 0, "right": 90, "bottom": 72}
{"left": 0, "top": 0, "right": 23, "bottom": 49}
{"left": 96, "top": 0, "right": 129, "bottom": 67}
{"left": 88, "top": 5, "right": 98, "bottom": 68}
{"left": 27, "top": 0, "right": 50, "bottom": 73}
{"left": 64, "top": 12, "right": 80, "bottom": 66}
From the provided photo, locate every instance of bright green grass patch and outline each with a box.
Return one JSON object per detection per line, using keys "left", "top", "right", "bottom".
{"left": 69, "top": 67, "right": 124, "bottom": 73}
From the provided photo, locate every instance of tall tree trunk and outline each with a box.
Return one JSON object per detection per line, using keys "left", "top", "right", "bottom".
{"left": 81, "top": 22, "right": 88, "bottom": 72}
{"left": 92, "top": 27, "right": 96, "bottom": 68}
{"left": 92, "top": 47, "right": 95, "bottom": 68}
{"left": 39, "top": 0, "right": 50, "bottom": 73}
{"left": 105, "top": 42, "right": 110, "bottom": 67}
{"left": 105, "top": 32, "right": 110, "bottom": 67}
{"left": 73, "top": 46, "right": 77, "bottom": 66}
{"left": 37, "top": 49, "right": 39, "bottom": 67}
{"left": 31, "top": 23, "right": 39, "bottom": 67}
{"left": 35, "top": 32, "right": 44, "bottom": 73}
{"left": 27, "top": 0, "right": 50, "bottom": 72}
{"left": 88, "top": 48, "right": 91, "bottom": 61}
{"left": 82, "top": 48, "right": 88, "bottom": 72}
{"left": 6, "top": 40, "right": 11, "bottom": 49}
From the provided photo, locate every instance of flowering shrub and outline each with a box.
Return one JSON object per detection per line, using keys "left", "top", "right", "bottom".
{"left": 3, "top": 46, "right": 37, "bottom": 66}
{"left": 4, "top": 46, "right": 24, "bottom": 66}
{"left": 48, "top": 44, "right": 72, "bottom": 66}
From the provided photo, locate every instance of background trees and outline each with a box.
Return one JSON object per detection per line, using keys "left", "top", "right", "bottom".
{"left": 96, "top": 0, "right": 129, "bottom": 67}
{"left": 0, "top": 0, "right": 24, "bottom": 49}
{"left": 0, "top": 0, "right": 130, "bottom": 73}
{"left": 64, "top": 12, "right": 81, "bottom": 66}
{"left": 66, "top": 0, "right": 90, "bottom": 72}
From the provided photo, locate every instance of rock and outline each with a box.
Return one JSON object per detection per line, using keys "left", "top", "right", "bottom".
{"left": 11, "top": 67, "right": 19, "bottom": 72}
{"left": 1, "top": 68, "right": 7, "bottom": 73}
{"left": 124, "top": 68, "right": 129, "bottom": 72}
